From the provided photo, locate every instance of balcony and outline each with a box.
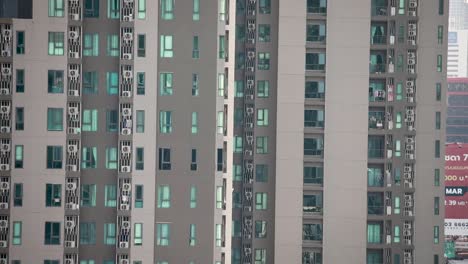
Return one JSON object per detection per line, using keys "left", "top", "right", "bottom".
{"left": 368, "top": 193, "right": 384, "bottom": 215}
{"left": 371, "top": 0, "right": 388, "bottom": 16}
{"left": 370, "top": 52, "right": 387, "bottom": 74}
{"left": 304, "top": 166, "right": 323, "bottom": 185}
{"left": 306, "top": 53, "right": 326, "bottom": 71}
{"left": 304, "top": 138, "right": 324, "bottom": 157}
{"left": 368, "top": 136, "right": 385, "bottom": 158}
{"left": 305, "top": 81, "right": 325, "bottom": 100}
{"left": 303, "top": 224, "right": 323, "bottom": 241}
{"left": 371, "top": 23, "right": 387, "bottom": 45}
{"left": 369, "top": 81, "right": 386, "bottom": 102}
{"left": 369, "top": 111, "right": 385, "bottom": 129}
{"left": 303, "top": 194, "right": 323, "bottom": 215}
{"left": 307, "top": 0, "right": 327, "bottom": 15}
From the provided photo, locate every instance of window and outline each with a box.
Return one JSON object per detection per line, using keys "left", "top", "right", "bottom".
{"left": 189, "top": 224, "right": 196, "bottom": 246}
{"left": 306, "top": 53, "right": 326, "bottom": 70}
{"left": 398, "top": 0, "right": 405, "bottom": 14}
{"left": 217, "top": 112, "right": 224, "bottom": 134}
{"left": 81, "top": 184, "right": 97, "bottom": 207}
{"left": 215, "top": 224, "right": 222, "bottom": 247}
{"left": 434, "top": 169, "right": 440, "bottom": 186}
{"left": 161, "top": 0, "right": 174, "bottom": 20}
{"left": 437, "top": 26, "right": 443, "bottom": 44}
{"left": 394, "top": 196, "right": 400, "bottom": 214}
{"left": 217, "top": 148, "right": 224, "bottom": 171}
{"left": 216, "top": 186, "right": 224, "bottom": 209}
{"left": 106, "top": 110, "right": 118, "bottom": 132}
{"left": 84, "top": 0, "right": 99, "bottom": 17}
{"left": 219, "top": 36, "right": 226, "bottom": 59}
{"left": 106, "top": 72, "right": 119, "bottom": 95}
{"left": 15, "top": 145, "right": 23, "bottom": 168}
{"left": 439, "top": 0, "right": 444, "bottom": 15}
{"left": 48, "top": 32, "right": 64, "bottom": 56}
{"left": 135, "top": 185, "right": 144, "bottom": 208}
{"left": 157, "top": 185, "right": 171, "bottom": 208}
{"left": 159, "top": 111, "right": 172, "bottom": 133}
{"left": 256, "top": 136, "right": 268, "bottom": 154}
{"left": 12, "top": 221, "right": 22, "bottom": 245}
{"left": 368, "top": 167, "right": 383, "bottom": 187}
{"left": 236, "top": 25, "right": 245, "bottom": 42}
{"left": 192, "top": 73, "right": 199, "bottom": 96}
{"left": 232, "top": 249, "right": 241, "bottom": 264}
{"left": 219, "top": 0, "right": 226, "bottom": 20}
{"left": 258, "top": 25, "right": 271, "bottom": 42}
{"left": 191, "top": 149, "right": 197, "bottom": 171}
{"left": 304, "top": 166, "right": 323, "bottom": 184}
{"left": 259, "top": 0, "right": 271, "bottom": 13}
{"left": 232, "top": 220, "right": 241, "bottom": 237}
{"left": 47, "top": 70, "right": 64, "bottom": 93}
{"left": 233, "top": 192, "right": 242, "bottom": 208}
{"left": 48, "top": 0, "right": 64, "bottom": 17}
{"left": 191, "top": 112, "right": 199, "bottom": 134}
{"left": 44, "top": 222, "right": 60, "bottom": 245}
{"left": 45, "top": 184, "right": 61, "bottom": 207}
{"left": 367, "top": 222, "right": 382, "bottom": 243}
{"left": 305, "top": 81, "right": 325, "bottom": 99}
{"left": 107, "top": 0, "right": 120, "bottom": 19}
{"left": 46, "top": 146, "right": 63, "bottom": 169}
{"left": 137, "top": 34, "right": 146, "bottom": 57}
{"left": 138, "top": 0, "right": 146, "bottom": 19}
{"left": 80, "top": 111, "right": 98, "bottom": 135}
{"left": 307, "top": 24, "right": 326, "bottom": 42}
{"left": 193, "top": 0, "right": 200, "bottom": 20}
{"left": 218, "top": 73, "right": 225, "bottom": 96}
{"left": 159, "top": 148, "right": 171, "bottom": 170}
{"left": 16, "top": 69, "right": 24, "bottom": 93}
{"left": 256, "top": 164, "right": 268, "bottom": 182}
{"left": 307, "top": 0, "right": 327, "bottom": 14}
{"left": 160, "top": 35, "right": 174, "bottom": 57}
{"left": 303, "top": 224, "right": 323, "bottom": 241}
{"left": 368, "top": 193, "right": 384, "bottom": 215}
{"left": 437, "top": 55, "right": 442, "bottom": 72}
{"left": 435, "top": 112, "right": 441, "bottom": 130}
{"left": 83, "top": 72, "right": 98, "bottom": 94}
{"left": 258, "top": 52, "right": 270, "bottom": 70}
{"left": 234, "top": 136, "right": 243, "bottom": 153}
{"left": 104, "top": 223, "right": 116, "bottom": 245}
{"left": 44, "top": 261, "right": 60, "bottom": 264}
{"left": 14, "top": 183, "right": 22, "bottom": 207}
{"left": 83, "top": 33, "right": 99, "bottom": 56}
{"left": 434, "top": 197, "right": 440, "bottom": 215}
{"left": 190, "top": 186, "right": 197, "bottom": 208}
{"left": 82, "top": 147, "right": 97, "bottom": 168}
{"left": 80, "top": 222, "right": 96, "bottom": 245}
{"left": 134, "top": 223, "right": 143, "bottom": 245}
{"left": 16, "top": 31, "right": 25, "bottom": 54}
{"left": 436, "top": 83, "right": 441, "bottom": 101}
{"left": 434, "top": 255, "right": 439, "bottom": 264}
{"left": 257, "top": 80, "right": 269, "bottom": 97}
{"left": 254, "top": 249, "right": 267, "bottom": 264}
{"left": 160, "top": 72, "right": 173, "bottom": 95}
{"left": 136, "top": 110, "right": 145, "bottom": 133}
{"left": 137, "top": 73, "right": 145, "bottom": 95}
{"left": 107, "top": 34, "right": 119, "bottom": 56}
{"left": 304, "top": 109, "right": 324, "bottom": 127}
{"left": 105, "top": 147, "right": 118, "bottom": 169}
{"left": 234, "top": 108, "right": 243, "bottom": 127}
{"left": 435, "top": 140, "right": 440, "bottom": 158}
{"left": 303, "top": 194, "right": 323, "bottom": 213}
{"left": 104, "top": 185, "right": 117, "bottom": 207}
{"left": 156, "top": 223, "right": 170, "bottom": 246}
{"left": 434, "top": 226, "right": 440, "bottom": 244}
{"left": 257, "top": 109, "right": 269, "bottom": 126}
{"left": 136, "top": 147, "right": 144, "bottom": 170}
{"left": 235, "top": 81, "right": 244, "bottom": 97}
{"left": 394, "top": 225, "right": 400, "bottom": 243}
{"left": 255, "top": 221, "right": 267, "bottom": 238}
{"left": 193, "top": 36, "right": 200, "bottom": 58}
{"left": 305, "top": 138, "right": 323, "bottom": 155}
{"left": 255, "top": 192, "right": 267, "bottom": 210}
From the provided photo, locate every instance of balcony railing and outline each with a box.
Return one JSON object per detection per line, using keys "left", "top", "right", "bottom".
{"left": 370, "top": 64, "right": 386, "bottom": 74}
{"left": 306, "top": 64, "right": 325, "bottom": 71}
{"left": 305, "top": 120, "right": 325, "bottom": 128}
{"left": 368, "top": 148, "right": 385, "bottom": 158}
{"left": 307, "top": 7, "right": 327, "bottom": 14}
{"left": 305, "top": 149, "right": 323, "bottom": 156}
{"left": 303, "top": 205, "right": 323, "bottom": 214}
{"left": 304, "top": 177, "right": 323, "bottom": 185}
{"left": 307, "top": 35, "right": 326, "bottom": 42}
{"left": 368, "top": 205, "right": 384, "bottom": 215}
{"left": 371, "top": 35, "right": 387, "bottom": 45}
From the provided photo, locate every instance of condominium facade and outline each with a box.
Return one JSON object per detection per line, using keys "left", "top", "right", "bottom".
{"left": 447, "top": 30, "right": 468, "bottom": 78}
{"left": 447, "top": 78, "right": 468, "bottom": 143}
{"left": 0, "top": 0, "right": 447, "bottom": 264}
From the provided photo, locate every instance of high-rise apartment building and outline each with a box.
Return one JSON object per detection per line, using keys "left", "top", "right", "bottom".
{"left": 0, "top": 0, "right": 447, "bottom": 264}
{"left": 447, "top": 78, "right": 468, "bottom": 143}
{"left": 447, "top": 30, "right": 468, "bottom": 77}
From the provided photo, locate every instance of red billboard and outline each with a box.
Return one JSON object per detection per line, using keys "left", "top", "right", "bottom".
{"left": 445, "top": 143, "right": 468, "bottom": 221}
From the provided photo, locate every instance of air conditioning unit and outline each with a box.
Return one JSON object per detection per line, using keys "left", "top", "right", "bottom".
{"left": 70, "top": 13, "right": 80, "bottom": 20}
{"left": 0, "top": 259, "right": 7, "bottom": 264}
{"left": 121, "top": 145, "right": 131, "bottom": 154}
{"left": 244, "top": 247, "right": 252, "bottom": 255}
{"left": 122, "top": 128, "right": 131, "bottom": 135}
{"left": 65, "top": 220, "right": 75, "bottom": 229}
{"left": 124, "top": 0, "right": 134, "bottom": 3}
{"left": 404, "top": 230, "right": 412, "bottom": 236}
{"left": 409, "top": 0, "right": 417, "bottom": 8}
{"left": 122, "top": 91, "right": 132, "bottom": 97}
{"left": 122, "top": 183, "right": 131, "bottom": 191}
{"left": 0, "top": 127, "right": 10, "bottom": 134}
{"left": 406, "top": 87, "right": 414, "bottom": 94}
{"left": 70, "top": 51, "right": 79, "bottom": 59}
{"left": 246, "top": 107, "right": 254, "bottom": 114}
{"left": 69, "top": 0, "right": 79, "bottom": 5}
{"left": 1, "top": 143, "right": 10, "bottom": 152}
{"left": 2, "top": 29, "right": 11, "bottom": 38}
{"left": 66, "top": 164, "right": 78, "bottom": 172}
{"left": 65, "top": 241, "right": 76, "bottom": 248}
{"left": 406, "top": 109, "right": 415, "bottom": 116}
{"left": 68, "top": 69, "right": 80, "bottom": 79}
{"left": 247, "top": 66, "right": 255, "bottom": 72}
{"left": 65, "top": 203, "right": 78, "bottom": 210}
{"left": 0, "top": 220, "right": 8, "bottom": 228}
{"left": 409, "top": 30, "right": 416, "bottom": 37}
{"left": 248, "top": 23, "right": 255, "bottom": 31}
{"left": 404, "top": 166, "right": 412, "bottom": 172}
{"left": 65, "top": 259, "right": 75, "bottom": 264}
{"left": 408, "top": 52, "right": 416, "bottom": 59}
{"left": 123, "top": 70, "right": 133, "bottom": 79}
{"left": 0, "top": 203, "right": 8, "bottom": 210}
{"left": 406, "top": 138, "right": 415, "bottom": 144}
{"left": 68, "top": 107, "right": 79, "bottom": 116}
{"left": 68, "top": 144, "right": 78, "bottom": 154}
{"left": 246, "top": 79, "right": 254, "bottom": 87}
{"left": 122, "top": 108, "right": 132, "bottom": 116}
{"left": 1, "top": 50, "right": 10, "bottom": 57}
{"left": 407, "top": 59, "right": 415, "bottom": 65}
{"left": 68, "top": 127, "right": 80, "bottom": 134}
{"left": 0, "top": 241, "right": 7, "bottom": 248}
{"left": 120, "top": 259, "right": 130, "bottom": 264}
{"left": 406, "top": 144, "right": 414, "bottom": 151}
{"left": 404, "top": 223, "right": 412, "bottom": 229}
{"left": 66, "top": 182, "right": 77, "bottom": 191}
{"left": 120, "top": 204, "right": 129, "bottom": 210}
{"left": 245, "top": 191, "right": 252, "bottom": 199}
{"left": 246, "top": 163, "right": 254, "bottom": 171}
{"left": 404, "top": 172, "right": 413, "bottom": 180}
{"left": 247, "top": 51, "right": 255, "bottom": 59}
{"left": 0, "top": 164, "right": 8, "bottom": 171}
{"left": 123, "top": 15, "right": 133, "bottom": 22}
{"left": 123, "top": 32, "right": 133, "bottom": 42}
{"left": 121, "top": 221, "right": 131, "bottom": 229}
{"left": 0, "top": 88, "right": 9, "bottom": 95}
{"left": 69, "top": 31, "right": 79, "bottom": 40}
{"left": 122, "top": 53, "right": 132, "bottom": 60}
{"left": 1, "top": 67, "right": 11, "bottom": 76}
{"left": 121, "top": 165, "right": 131, "bottom": 172}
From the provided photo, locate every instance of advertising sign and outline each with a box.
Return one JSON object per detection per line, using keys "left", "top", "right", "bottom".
{"left": 445, "top": 143, "right": 468, "bottom": 259}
